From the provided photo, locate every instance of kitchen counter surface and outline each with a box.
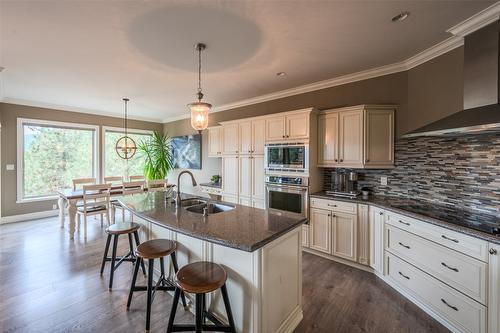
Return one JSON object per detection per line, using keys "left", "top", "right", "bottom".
{"left": 311, "top": 192, "right": 500, "bottom": 244}
{"left": 199, "top": 182, "right": 222, "bottom": 189}
{"left": 119, "top": 192, "right": 306, "bottom": 252}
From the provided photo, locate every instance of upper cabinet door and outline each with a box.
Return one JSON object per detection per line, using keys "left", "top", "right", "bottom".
{"left": 286, "top": 113, "right": 309, "bottom": 140}
{"left": 265, "top": 116, "right": 286, "bottom": 141}
{"left": 251, "top": 119, "right": 266, "bottom": 154}
{"left": 222, "top": 123, "right": 239, "bottom": 155}
{"left": 318, "top": 113, "right": 339, "bottom": 166}
{"left": 239, "top": 121, "right": 252, "bottom": 155}
{"left": 339, "top": 109, "right": 364, "bottom": 166}
{"left": 208, "top": 126, "right": 222, "bottom": 157}
{"left": 365, "top": 109, "right": 394, "bottom": 167}
{"left": 238, "top": 155, "right": 252, "bottom": 198}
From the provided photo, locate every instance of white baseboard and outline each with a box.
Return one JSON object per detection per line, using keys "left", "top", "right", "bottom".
{"left": 0, "top": 210, "right": 58, "bottom": 224}
{"left": 276, "top": 305, "right": 303, "bottom": 333}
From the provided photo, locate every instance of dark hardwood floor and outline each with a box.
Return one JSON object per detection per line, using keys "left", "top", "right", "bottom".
{"left": 0, "top": 217, "right": 450, "bottom": 333}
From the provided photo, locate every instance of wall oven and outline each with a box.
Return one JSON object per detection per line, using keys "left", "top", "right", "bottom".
{"left": 265, "top": 175, "right": 309, "bottom": 219}
{"left": 264, "top": 142, "right": 309, "bottom": 172}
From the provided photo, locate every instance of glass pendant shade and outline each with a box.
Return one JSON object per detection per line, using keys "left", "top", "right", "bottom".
{"left": 189, "top": 101, "right": 211, "bottom": 132}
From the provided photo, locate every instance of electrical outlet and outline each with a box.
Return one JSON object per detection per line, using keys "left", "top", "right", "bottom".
{"left": 52, "top": 204, "right": 57, "bottom": 210}
{"left": 6, "top": 164, "right": 15, "bottom": 171}
{"left": 380, "top": 176, "right": 388, "bottom": 186}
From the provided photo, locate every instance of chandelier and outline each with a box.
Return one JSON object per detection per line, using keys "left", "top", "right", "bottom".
{"left": 188, "top": 43, "right": 211, "bottom": 133}
{"left": 115, "top": 98, "right": 137, "bottom": 160}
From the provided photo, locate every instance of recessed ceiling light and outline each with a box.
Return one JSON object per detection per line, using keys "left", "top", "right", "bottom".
{"left": 392, "top": 11, "right": 410, "bottom": 22}
{"left": 276, "top": 72, "right": 286, "bottom": 77}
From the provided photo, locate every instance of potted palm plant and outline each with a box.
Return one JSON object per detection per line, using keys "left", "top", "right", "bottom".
{"left": 137, "top": 131, "right": 173, "bottom": 180}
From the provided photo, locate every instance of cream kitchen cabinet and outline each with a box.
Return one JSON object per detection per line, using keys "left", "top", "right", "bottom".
{"left": 265, "top": 109, "right": 312, "bottom": 141}
{"left": 251, "top": 155, "right": 265, "bottom": 200}
{"left": 222, "top": 123, "right": 239, "bottom": 155}
{"left": 239, "top": 155, "right": 252, "bottom": 198}
{"left": 357, "top": 204, "right": 370, "bottom": 266}
{"left": 309, "top": 208, "right": 332, "bottom": 254}
{"left": 239, "top": 119, "right": 266, "bottom": 155}
{"left": 239, "top": 121, "right": 252, "bottom": 155}
{"left": 318, "top": 105, "right": 395, "bottom": 168}
{"left": 331, "top": 212, "right": 357, "bottom": 261}
{"left": 222, "top": 156, "right": 239, "bottom": 197}
{"left": 208, "top": 126, "right": 222, "bottom": 157}
{"left": 489, "top": 242, "right": 500, "bottom": 333}
{"left": 369, "top": 205, "right": 385, "bottom": 275}
{"left": 308, "top": 198, "right": 359, "bottom": 263}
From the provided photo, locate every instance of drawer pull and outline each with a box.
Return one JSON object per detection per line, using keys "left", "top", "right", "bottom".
{"left": 441, "top": 262, "right": 459, "bottom": 272}
{"left": 398, "top": 271, "right": 410, "bottom": 280}
{"left": 441, "top": 298, "right": 458, "bottom": 311}
{"left": 398, "top": 242, "right": 410, "bottom": 249}
{"left": 327, "top": 204, "right": 337, "bottom": 207}
{"left": 398, "top": 220, "right": 410, "bottom": 226}
{"left": 490, "top": 248, "right": 498, "bottom": 255}
{"left": 441, "top": 235, "right": 459, "bottom": 243}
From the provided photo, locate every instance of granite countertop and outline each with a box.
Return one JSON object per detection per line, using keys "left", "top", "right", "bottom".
{"left": 199, "top": 182, "right": 222, "bottom": 189}
{"left": 311, "top": 192, "right": 500, "bottom": 245}
{"left": 118, "top": 192, "right": 306, "bottom": 252}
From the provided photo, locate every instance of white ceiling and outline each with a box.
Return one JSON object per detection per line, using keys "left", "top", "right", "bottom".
{"left": 0, "top": 0, "right": 495, "bottom": 123}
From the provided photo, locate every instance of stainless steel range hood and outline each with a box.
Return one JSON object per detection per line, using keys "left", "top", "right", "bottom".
{"left": 404, "top": 20, "right": 500, "bottom": 137}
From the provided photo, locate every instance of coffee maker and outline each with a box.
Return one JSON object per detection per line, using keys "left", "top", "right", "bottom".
{"left": 326, "top": 170, "right": 361, "bottom": 198}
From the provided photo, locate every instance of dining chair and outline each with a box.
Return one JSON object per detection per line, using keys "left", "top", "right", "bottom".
{"left": 147, "top": 179, "right": 170, "bottom": 192}
{"left": 129, "top": 175, "right": 145, "bottom": 181}
{"left": 76, "top": 183, "right": 111, "bottom": 238}
{"left": 118, "top": 181, "right": 146, "bottom": 223}
{"left": 104, "top": 176, "right": 123, "bottom": 186}
{"left": 72, "top": 177, "right": 96, "bottom": 191}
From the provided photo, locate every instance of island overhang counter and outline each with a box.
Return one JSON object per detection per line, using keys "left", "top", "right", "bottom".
{"left": 119, "top": 192, "right": 306, "bottom": 333}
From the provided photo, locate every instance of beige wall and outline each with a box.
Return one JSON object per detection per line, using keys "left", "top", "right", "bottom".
{"left": 0, "top": 102, "right": 163, "bottom": 217}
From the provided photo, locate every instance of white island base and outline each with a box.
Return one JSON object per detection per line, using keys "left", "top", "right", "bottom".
{"left": 134, "top": 216, "right": 303, "bottom": 333}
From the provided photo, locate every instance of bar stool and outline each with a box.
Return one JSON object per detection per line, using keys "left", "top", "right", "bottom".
{"left": 100, "top": 222, "right": 145, "bottom": 290}
{"left": 167, "top": 261, "right": 236, "bottom": 333}
{"left": 127, "top": 239, "right": 187, "bottom": 332}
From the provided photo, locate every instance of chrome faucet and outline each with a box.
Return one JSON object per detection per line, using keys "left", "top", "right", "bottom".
{"left": 176, "top": 170, "right": 198, "bottom": 205}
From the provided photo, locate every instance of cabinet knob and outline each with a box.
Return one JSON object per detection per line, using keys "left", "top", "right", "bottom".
{"left": 334, "top": 159, "right": 338, "bottom": 162}
{"left": 340, "top": 159, "right": 343, "bottom": 162}
{"left": 282, "top": 135, "right": 285, "bottom": 138}
{"left": 366, "top": 159, "right": 370, "bottom": 162}
{"left": 490, "top": 248, "right": 498, "bottom": 255}
{"left": 379, "top": 212, "right": 384, "bottom": 216}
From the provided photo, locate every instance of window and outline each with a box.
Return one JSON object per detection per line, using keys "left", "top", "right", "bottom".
{"left": 17, "top": 118, "right": 98, "bottom": 202}
{"left": 103, "top": 127, "right": 152, "bottom": 179}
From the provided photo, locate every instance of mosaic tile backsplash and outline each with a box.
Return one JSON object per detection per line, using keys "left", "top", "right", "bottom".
{"left": 323, "top": 133, "right": 500, "bottom": 215}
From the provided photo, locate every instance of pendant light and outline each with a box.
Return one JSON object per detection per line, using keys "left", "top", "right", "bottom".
{"left": 115, "top": 98, "right": 137, "bottom": 159}
{"left": 188, "top": 43, "right": 211, "bottom": 133}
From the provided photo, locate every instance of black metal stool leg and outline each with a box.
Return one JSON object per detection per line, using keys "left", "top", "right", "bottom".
{"left": 171, "top": 252, "right": 187, "bottom": 307}
{"left": 100, "top": 234, "right": 111, "bottom": 275}
{"left": 201, "top": 293, "right": 207, "bottom": 324}
{"left": 127, "top": 257, "right": 141, "bottom": 308}
{"left": 127, "top": 233, "right": 134, "bottom": 255}
{"left": 133, "top": 231, "right": 146, "bottom": 275}
{"left": 145, "top": 258, "right": 154, "bottom": 332}
{"left": 221, "top": 284, "right": 236, "bottom": 333}
{"left": 195, "top": 293, "right": 203, "bottom": 333}
{"left": 109, "top": 234, "right": 119, "bottom": 290}
{"left": 166, "top": 288, "right": 181, "bottom": 333}
{"left": 159, "top": 257, "right": 166, "bottom": 287}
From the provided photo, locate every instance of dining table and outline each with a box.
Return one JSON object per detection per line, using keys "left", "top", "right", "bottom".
{"left": 57, "top": 184, "right": 174, "bottom": 239}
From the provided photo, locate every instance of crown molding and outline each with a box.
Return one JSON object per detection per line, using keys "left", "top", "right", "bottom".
{"left": 447, "top": 1, "right": 500, "bottom": 37}
{"left": 404, "top": 36, "right": 463, "bottom": 70}
{"left": 1, "top": 98, "right": 164, "bottom": 123}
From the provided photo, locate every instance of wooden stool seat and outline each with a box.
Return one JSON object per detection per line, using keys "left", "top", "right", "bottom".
{"left": 136, "top": 239, "right": 176, "bottom": 259}
{"left": 176, "top": 261, "right": 227, "bottom": 294}
{"left": 105, "top": 222, "right": 140, "bottom": 235}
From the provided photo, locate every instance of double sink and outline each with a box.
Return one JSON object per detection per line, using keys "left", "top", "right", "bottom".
{"left": 179, "top": 198, "right": 235, "bottom": 215}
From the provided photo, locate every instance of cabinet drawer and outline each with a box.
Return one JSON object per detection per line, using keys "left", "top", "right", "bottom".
{"left": 385, "top": 211, "right": 488, "bottom": 262}
{"left": 387, "top": 253, "right": 486, "bottom": 333}
{"left": 386, "top": 225, "right": 487, "bottom": 304}
{"left": 310, "top": 198, "right": 357, "bottom": 214}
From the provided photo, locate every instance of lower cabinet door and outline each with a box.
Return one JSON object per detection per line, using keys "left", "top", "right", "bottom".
{"left": 489, "top": 242, "right": 500, "bottom": 333}
{"left": 302, "top": 225, "right": 309, "bottom": 248}
{"left": 331, "top": 212, "right": 357, "bottom": 261}
{"left": 238, "top": 196, "right": 252, "bottom": 207}
{"left": 309, "top": 208, "right": 331, "bottom": 254}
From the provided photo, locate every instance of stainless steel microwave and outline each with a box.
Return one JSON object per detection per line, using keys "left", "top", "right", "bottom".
{"left": 264, "top": 143, "right": 309, "bottom": 172}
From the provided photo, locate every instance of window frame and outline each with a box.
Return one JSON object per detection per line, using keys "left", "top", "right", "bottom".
{"left": 16, "top": 118, "right": 100, "bottom": 203}
{"left": 102, "top": 126, "right": 153, "bottom": 179}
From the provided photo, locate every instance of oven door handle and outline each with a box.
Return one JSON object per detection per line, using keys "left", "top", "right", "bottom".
{"left": 266, "top": 184, "right": 308, "bottom": 192}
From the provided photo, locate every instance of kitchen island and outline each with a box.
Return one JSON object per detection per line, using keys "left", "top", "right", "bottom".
{"left": 118, "top": 192, "right": 305, "bottom": 333}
